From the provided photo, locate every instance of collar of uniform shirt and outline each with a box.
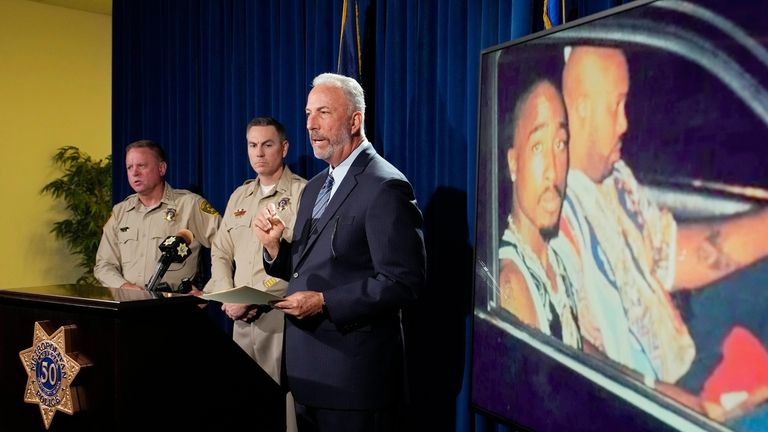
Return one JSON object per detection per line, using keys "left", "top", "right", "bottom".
{"left": 326, "top": 140, "right": 372, "bottom": 199}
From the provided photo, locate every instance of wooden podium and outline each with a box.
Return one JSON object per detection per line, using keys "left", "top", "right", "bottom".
{"left": 0, "top": 285, "right": 284, "bottom": 431}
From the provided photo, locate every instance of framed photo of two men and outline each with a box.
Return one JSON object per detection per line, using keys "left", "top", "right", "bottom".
{"left": 471, "top": 0, "right": 768, "bottom": 431}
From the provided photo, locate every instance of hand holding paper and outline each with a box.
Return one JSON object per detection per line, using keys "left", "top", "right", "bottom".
{"left": 201, "top": 285, "right": 283, "bottom": 306}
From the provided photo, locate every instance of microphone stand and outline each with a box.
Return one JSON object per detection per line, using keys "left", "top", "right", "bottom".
{"left": 145, "top": 232, "right": 193, "bottom": 293}
{"left": 146, "top": 253, "right": 173, "bottom": 292}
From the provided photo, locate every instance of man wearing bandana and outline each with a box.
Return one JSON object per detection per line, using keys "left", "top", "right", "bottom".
{"left": 206, "top": 117, "right": 306, "bottom": 431}
{"left": 94, "top": 139, "right": 220, "bottom": 292}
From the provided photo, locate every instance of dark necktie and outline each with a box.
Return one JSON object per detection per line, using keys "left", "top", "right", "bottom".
{"left": 311, "top": 173, "right": 334, "bottom": 226}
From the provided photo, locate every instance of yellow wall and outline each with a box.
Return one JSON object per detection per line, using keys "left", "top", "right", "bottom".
{"left": 0, "top": 0, "right": 111, "bottom": 288}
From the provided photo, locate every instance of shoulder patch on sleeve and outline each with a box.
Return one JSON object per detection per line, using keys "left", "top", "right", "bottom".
{"left": 199, "top": 199, "right": 220, "bottom": 216}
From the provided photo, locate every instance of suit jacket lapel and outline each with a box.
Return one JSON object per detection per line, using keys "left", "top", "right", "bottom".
{"left": 294, "top": 176, "right": 322, "bottom": 257}
{"left": 295, "top": 146, "right": 375, "bottom": 268}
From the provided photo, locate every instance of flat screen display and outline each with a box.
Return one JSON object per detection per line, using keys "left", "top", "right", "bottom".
{"left": 471, "top": 1, "right": 768, "bottom": 431}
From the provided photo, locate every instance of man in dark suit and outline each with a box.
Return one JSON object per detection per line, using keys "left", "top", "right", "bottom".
{"left": 253, "top": 72, "right": 426, "bottom": 432}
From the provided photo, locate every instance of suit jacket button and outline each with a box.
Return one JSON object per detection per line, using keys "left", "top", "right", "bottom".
{"left": 292, "top": 272, "right": 299, "bottom": 278}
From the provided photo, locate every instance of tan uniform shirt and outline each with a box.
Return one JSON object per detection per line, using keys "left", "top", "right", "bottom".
{"left": 206, "top": 166, "right": 305, "bottom": 383}
{"left": 94, "top": 182, "right": 221, "bottom": 290}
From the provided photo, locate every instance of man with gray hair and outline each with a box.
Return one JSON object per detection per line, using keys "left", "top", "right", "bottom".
{"left": 253, "top": 73, "right": 426, "bottom": 431}
{"left": 95, "top": 139, "right": 220, "bottom": 292}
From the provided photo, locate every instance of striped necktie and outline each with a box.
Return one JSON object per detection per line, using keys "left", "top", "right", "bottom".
{"left": 311, "top": 173, "right": 334, "bottom": 225}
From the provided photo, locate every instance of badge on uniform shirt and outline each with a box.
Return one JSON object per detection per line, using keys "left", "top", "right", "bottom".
{"left": 199, "top": 200, "right": 220, "bottom": 216}
{"left": 234, "top": 208, "right": 247, "bottom": 217}
{"left": 164, "top": 207, "right": 177, "bottom": 222}
{"left": 276, "top": 197, "right": 290, "bottom": 212}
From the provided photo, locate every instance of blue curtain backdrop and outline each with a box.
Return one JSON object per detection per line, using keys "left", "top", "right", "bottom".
{"left": 112, "top": 1, "right": 628, "bottom": 430}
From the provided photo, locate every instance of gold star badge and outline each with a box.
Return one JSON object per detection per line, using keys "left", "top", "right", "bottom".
{"left": 19, "top": 322, "right": 87, "bottom": 429}
{"left": 177, "top": 242, "right": 189, "bottom": 258}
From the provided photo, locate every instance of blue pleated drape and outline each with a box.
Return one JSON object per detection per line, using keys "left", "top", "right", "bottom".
{"left": 112, "top": 1, "right": 627, "bottom": 430}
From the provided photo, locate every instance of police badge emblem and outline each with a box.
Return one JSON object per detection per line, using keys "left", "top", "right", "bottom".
{"left": 177, "top": 242, "right": 189, "bottom": 258}
{"left": 276, "top": 197, "right": 290, "bottom": 212}
{"left": 164, "top": 207, "right": 177, "bottom": 222}
{"left": 19, "top": 321, "right": 89, "bottom": 429}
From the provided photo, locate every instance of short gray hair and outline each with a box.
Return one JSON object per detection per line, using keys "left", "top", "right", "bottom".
{"left": 312, "top": 73, "right": 366, "bottom": 119}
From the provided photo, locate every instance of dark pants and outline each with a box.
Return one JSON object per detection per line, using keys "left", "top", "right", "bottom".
{"left": 676, "top": 258, "right": 768, "bottom": 393}
{"left": 294, "top": 402, "right": 400, "bottom": 432}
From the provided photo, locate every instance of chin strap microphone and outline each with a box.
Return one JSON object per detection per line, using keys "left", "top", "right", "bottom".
{"left": 146, "top": 229, "right": 194, "bottom": 292}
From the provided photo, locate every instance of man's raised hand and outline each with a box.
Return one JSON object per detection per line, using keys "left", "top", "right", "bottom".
{"left": 252, "top": 202, "right": 286, "bottom": 259}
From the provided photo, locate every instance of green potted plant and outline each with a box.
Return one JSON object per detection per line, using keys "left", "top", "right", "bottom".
{"left": 41, "top": 146, "right": 112, "bottom": 284}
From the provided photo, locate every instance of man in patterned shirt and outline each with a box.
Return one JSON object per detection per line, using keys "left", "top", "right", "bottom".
{"left": 559, "top": 45, "right": 768, "bottom": 403}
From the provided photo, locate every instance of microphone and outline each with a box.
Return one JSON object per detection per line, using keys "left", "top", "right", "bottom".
{"left": 146, "top": 229, "right": 194, "bottom": 292}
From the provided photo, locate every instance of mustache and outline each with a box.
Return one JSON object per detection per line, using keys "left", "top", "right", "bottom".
{"left": 538, "top": 184, "right": 565, "bottom": 202}
{"left": 309, "top": 132, "right": 326, "bottom": 141}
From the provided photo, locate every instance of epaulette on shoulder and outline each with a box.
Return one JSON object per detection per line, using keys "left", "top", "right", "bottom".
{"left": 243, "top": 179, "right": 256, "bottom": 185}
{"left": 120, "top": 193, "right": 138, "bottom": 204}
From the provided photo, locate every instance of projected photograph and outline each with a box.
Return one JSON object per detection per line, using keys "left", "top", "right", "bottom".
{"left": 472, "top": 1, "right": 768, "bottom": 431}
